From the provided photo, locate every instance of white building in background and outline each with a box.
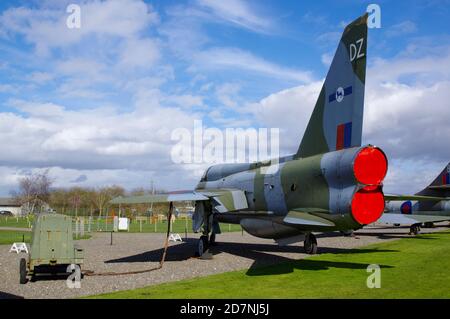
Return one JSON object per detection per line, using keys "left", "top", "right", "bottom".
{"left": 0, "top": 197, "right": 22, "bottom": 216}
{"left": 0, "top": 197, "right": 51, "bottom": 216}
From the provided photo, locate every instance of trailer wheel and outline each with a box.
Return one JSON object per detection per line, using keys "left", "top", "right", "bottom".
{"left": 19, "top": 258, "right": 27, "bottom": 284}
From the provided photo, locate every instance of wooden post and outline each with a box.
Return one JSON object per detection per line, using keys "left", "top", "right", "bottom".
{"left": 75, "top": 219, "right": 79, "bottom": 239}
{"left": 140, "top": 219, "right": 142, "bottom": 232}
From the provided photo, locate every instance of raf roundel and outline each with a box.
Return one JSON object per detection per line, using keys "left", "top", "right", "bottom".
{"left": 336, "top": 87, "right": 345, "bottom": 103}
{"left": 400, "top": 201, "right": 412, "bottom": 215}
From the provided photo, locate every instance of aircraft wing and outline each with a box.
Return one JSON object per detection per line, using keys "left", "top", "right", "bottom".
{"left": 109, "top": 191, "right": 209, "bottom": 204}
{"left": 384, "top": 194, "right": 448, "bottom": 201}
{"left": 283, "top": 209, "right": 335, "bottom": 227}
{"left": 428, "top": 185, "right": 450, "bottom": 190}
{"left": 109, "top": 188, "right": 248, "bottom": 213}
{"left": 377, "top": 213, "right": 450, "bottom": 225}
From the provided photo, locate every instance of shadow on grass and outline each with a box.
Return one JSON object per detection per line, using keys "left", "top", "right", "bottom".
{"left": 355, "top": 232, "right": 441, "bottom": 240}
{"left": 356, "top": 226, "right": 450, "bottom": 239}
{"left": 246, "top": 259, "right": 394, "bottom": 276}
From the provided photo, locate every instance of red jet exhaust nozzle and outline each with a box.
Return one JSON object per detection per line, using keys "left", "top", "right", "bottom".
{"left": 351, "top": 186, "right": 385, "bottom": 225}
{"left": 353, "top": 146, "right": 388, "bottom": 185}
{"left": 351, "top": 146, "right": 388, "bottom": 225}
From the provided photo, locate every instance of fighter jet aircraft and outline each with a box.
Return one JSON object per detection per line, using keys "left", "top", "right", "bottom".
{"left": 110, "top": 14, "right": 389, "bottom": 256}
{"left": 378, "top": 163, "right": 450, "bottom": 234}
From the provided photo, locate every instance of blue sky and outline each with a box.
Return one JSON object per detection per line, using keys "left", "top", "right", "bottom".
{"left": 0, "top": 0, "right": 449, "bottom": 195}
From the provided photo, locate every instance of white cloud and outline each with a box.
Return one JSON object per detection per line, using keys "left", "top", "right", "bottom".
{"left": 192, "top": 47, "right": 312, "bottom": 83}
{"left": 0, "top": 98, "right": 199, "bottom": 171}
{"left": 56, "top": 58, "right": 107, "bottom": 79}
{"left": 386, "top": 20, "right": 417, "bottom": 38}
{"left": 316, "top": 31, "right": 341, "bottom": 47}
{"left": 196, "top": 0, "right": 273, "bottom": 34}
{"left": 249, "top": 81, "right": 323, "bottom": 153}
{"left": 363, "top": 80, "right": 450, "bottom": 161}
{"left": 369, "top": 53, "right": 450, "bottom": 84}
{"left": 0, "top": 83, "right": 17, "bottom": 93}
{"left": 0, "top": 0, "right": 159, "bottom": 53}
{"left": 215, "top": 83, "right": 241, "bottom": 108}
{"left": 163, "top": 94, "right": 205, "bottom": 109}
{"left": 118, "top": 37, "right": 160, "bottom": 69}
{"left": 321, "top": 53, "right": 333, "bottom": 67}
{"left": 26, "top": 72, "right": 53, "bottom": 83}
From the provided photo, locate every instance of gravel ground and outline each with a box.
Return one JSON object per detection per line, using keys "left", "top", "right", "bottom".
{"left": 0, "top": 223, "right": 448, "bottom": 299}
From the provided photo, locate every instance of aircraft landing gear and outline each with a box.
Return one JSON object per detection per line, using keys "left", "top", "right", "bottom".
{"left": 340, "top": 230, "right": 354, "bottom": 237}
{"left": 197, "top": 235, "right": 209, "bottom": 257}
{"left": 409, "top": 224, "right": 421, "bottom": 235}
{"left": 209, "top": 232, "right": 216, "bottom": 246}
{"left": 304, "top": 233, "right": 318, "bottom": 255}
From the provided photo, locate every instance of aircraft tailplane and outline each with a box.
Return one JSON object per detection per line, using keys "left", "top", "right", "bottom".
{"left": 417, "top": 162, "right": 450, "bottom": 197}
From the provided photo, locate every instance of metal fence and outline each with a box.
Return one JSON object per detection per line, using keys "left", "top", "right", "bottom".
{"left": 1, "top": 215, "right": 243, "bottom": 243}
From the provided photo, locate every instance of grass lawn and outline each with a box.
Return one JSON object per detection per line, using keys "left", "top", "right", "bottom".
{"left": 0, "top": 230, "right": 32, "bottom": 245}
{"left": 0, "top": 216, "right": 33, "bottom": 228}
{"left": 91, "top": 231, "right": 450, "bottom": 299}
{"left": 0, "top": 230, "right": 91, "bottom": 245}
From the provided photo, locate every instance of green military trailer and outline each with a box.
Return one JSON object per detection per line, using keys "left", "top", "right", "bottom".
{"left": 20, "top": 213, "right": 84, "bottom": 284}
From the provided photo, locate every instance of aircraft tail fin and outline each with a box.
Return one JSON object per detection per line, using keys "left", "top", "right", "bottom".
{"left": 295, "top": 14, "right": 368, "bottom": 158}
{"left": 417, "top": 162, "right": 450, "bottom": 197}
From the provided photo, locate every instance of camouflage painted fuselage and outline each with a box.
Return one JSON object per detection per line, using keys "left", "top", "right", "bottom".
{"left": 196, "top": 146, "right": 374, "bottom": 238}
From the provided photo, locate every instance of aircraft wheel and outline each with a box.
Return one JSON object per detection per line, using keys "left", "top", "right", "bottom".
{"left": 304, "top": 233, "right": 318, "bottom": 255}
{"left": 209, "top": 233, "right": 216, "bottom": 246}
{"left": 197, "top": 235, "right": 208, "bottom": 257}
{"left": 340, "top": 230, "right": 354, "bottom": 237}
{"left": 410, "top": 224, "right": 420, "bottom": 235}
{"left": 19, "top": 258, "right": 27, "bottom": 284}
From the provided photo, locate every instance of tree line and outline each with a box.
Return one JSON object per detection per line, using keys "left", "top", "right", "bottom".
{"left": 10, "top": 171, "right": 171, "bottom": 217}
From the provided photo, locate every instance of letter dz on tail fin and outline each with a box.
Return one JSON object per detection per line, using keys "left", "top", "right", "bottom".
{"left": 296, "top": 14, "right": 368, "bottom": 159}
